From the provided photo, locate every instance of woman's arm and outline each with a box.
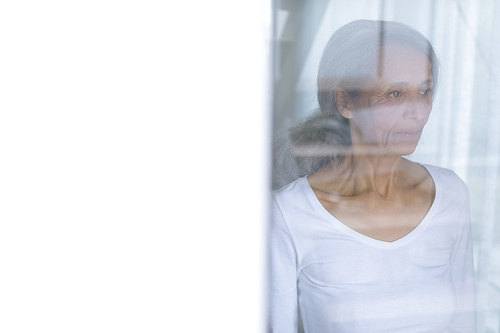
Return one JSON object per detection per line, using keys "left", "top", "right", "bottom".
{"left": 449, "top": 186, "right": 477, "bottom": 332}
{"left": 268, "top": 197, "right": 298, "bottom": 333}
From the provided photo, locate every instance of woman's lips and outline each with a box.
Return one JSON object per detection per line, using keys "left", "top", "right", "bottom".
{"left": 396, "top": 129, "right": 422, "bottom": 140}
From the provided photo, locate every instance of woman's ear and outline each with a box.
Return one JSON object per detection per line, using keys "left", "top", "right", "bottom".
{"left": 334, "top": 88, "right": 354, "bottom": 119}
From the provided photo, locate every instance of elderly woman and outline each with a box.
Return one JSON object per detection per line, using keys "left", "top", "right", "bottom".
{"left": 270, "top": 20, "right": 476, "bottom": 332}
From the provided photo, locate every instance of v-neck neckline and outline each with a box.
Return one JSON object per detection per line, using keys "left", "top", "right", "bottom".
{"left": 303, "top": 164, "right": 441, "bottom": 249}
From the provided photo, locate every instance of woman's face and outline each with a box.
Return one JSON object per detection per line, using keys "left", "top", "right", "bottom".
{"left": 349, "top": 43, "right": 433, "bottom": 156}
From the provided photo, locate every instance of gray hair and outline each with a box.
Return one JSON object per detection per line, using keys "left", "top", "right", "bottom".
{"left": 274, "top": 20, "right": 440, "bottom": 188}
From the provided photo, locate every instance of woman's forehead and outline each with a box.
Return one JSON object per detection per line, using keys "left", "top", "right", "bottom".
{"left": 375, "top": 43, "right": 433, "bottom": 84}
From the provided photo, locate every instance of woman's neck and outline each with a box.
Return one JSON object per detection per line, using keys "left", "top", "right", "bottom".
{"left": 310, "top": 145, "right": 411, "bottom": 198}
{"left": 341, "top": 148, "right": 405, "bottom": 197}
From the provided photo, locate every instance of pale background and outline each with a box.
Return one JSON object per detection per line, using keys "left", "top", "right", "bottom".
{"left": 0, "top": 1, "right": 270, "bottom": 332}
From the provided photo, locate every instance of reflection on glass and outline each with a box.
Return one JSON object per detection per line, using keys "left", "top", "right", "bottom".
{"left": 270, "top": 20, "right": 476, "bottom": 332}
{"left": 271, "top": 1, "right": 500, "bottom": 331}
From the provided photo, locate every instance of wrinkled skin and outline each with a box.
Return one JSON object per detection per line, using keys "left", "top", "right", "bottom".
{"left": 308, "top": 43, "right": 436, "bottom": 242}
{"left": 348, "top": 43, "right": 433, "bottom": 157}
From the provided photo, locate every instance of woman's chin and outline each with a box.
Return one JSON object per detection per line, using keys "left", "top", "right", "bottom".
{"left": 391, "top": 140, "right": 419, "bottom": 156}
{"left": 390, "top": 133, "right": 422, "bottom": 156}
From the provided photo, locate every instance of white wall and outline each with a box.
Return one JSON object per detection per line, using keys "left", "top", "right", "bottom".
{"left": 0, "top": 1, "right": 271, "bottom": 332}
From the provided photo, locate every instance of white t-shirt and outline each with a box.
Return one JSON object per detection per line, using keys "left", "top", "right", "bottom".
{"left": 269, "top": 164, "right": 476, "bottom": 333}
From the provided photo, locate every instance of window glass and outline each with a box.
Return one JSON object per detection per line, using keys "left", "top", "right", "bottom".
{"left": 272, "top": 0, "right": 500, "bottom": 331}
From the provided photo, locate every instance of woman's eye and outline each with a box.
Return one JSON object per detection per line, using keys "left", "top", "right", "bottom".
{"left": 388, "top": 91, "right": 403, "bottom": 98}
{"left": 420, "top": 89, "right": 431, "bottom": 95}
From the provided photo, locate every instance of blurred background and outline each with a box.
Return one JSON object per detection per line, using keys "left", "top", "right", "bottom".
{"left": 272, "top": 0, "right": 500, "bottom": 331}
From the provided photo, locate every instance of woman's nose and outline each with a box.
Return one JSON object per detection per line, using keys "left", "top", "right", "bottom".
{"left": 404, "top": 96, "right": 432, "bottom": 121}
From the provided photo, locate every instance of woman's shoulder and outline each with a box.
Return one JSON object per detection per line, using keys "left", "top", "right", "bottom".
{"left": 419, "top": 163, "right": 470, "bottom": 205}
{"left": 272, "top": 177, "right": 309, "bottom": 204}
{"left": 420, "top": 164, "right": 467, "bottom": 188}
{"left": 272, "top": 176, "right": 326, "bottom": 224}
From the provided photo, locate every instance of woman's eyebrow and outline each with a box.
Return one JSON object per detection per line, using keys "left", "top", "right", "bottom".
{"left": 390, "top": 82, "right": 410, "bottom": 86}
{"left": 387, "top": 79, "right": 433, "bottom": 86}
